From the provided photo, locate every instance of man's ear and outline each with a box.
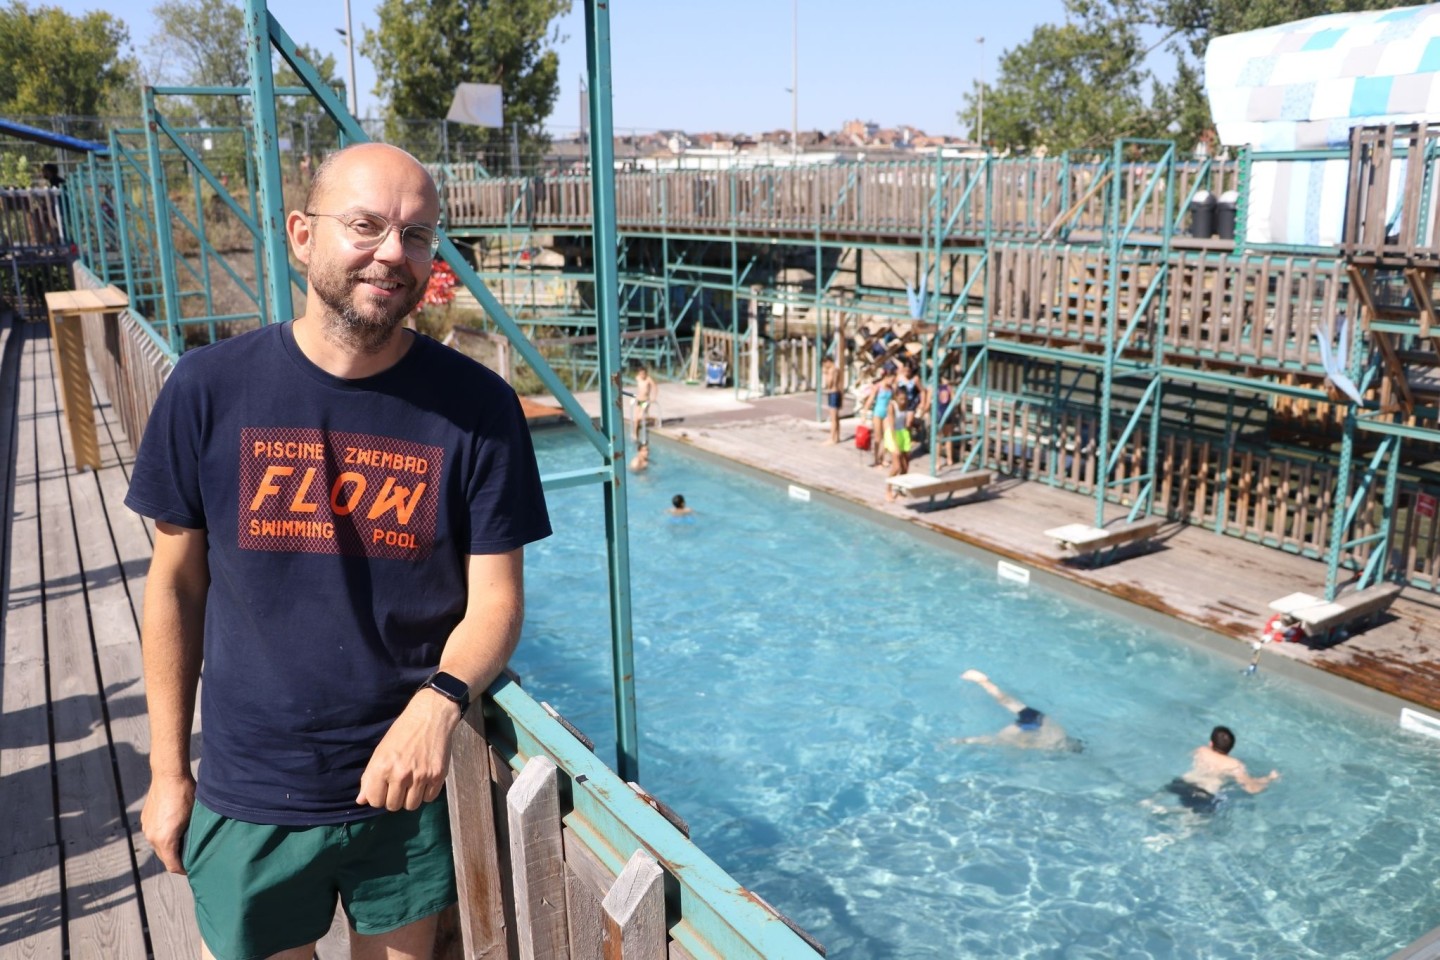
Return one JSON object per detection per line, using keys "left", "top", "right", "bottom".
{"left": 286, "top": 210, "right": 313, "bottom": 265}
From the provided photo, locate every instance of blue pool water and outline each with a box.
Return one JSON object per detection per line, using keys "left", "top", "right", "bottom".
{"left": 518, "top": 429, "right": 1440, "bottom": 959}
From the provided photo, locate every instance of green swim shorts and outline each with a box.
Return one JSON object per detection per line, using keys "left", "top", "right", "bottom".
{"left": 183, "top": 795, "right": 457, "bottom": 960}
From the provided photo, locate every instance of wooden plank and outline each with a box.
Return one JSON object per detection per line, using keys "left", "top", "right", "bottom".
{"left": 562, "top": 826, "right": 614, "bottom": 960}
{"left": 601, "top": 851, "right": 665, "bottom": 960}
{"left": 45, "top": 308, "right": 100, "bottom": 471}
{"left": 507, "top": 755, "right": 570, "bottom": 960}
{"left": 0, "top": 328, "right": 64, "bottom": 960}
{"left": 32, "top": 326, "right": 147, "bottom": 958}
{"left": 0, "top": 845, "right": 62, "bottom": 958}
{"left": 445, "top": 708, "right": 509, "bottom": 960}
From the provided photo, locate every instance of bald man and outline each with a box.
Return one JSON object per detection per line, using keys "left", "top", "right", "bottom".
{"left": 128, "top": 143, "right": 552, "bottom": 960}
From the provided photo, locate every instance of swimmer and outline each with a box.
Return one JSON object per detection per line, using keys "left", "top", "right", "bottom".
{"left": 629, "top": 443, "right": 649, "bottom": 472}
{"left": 632, "top": 365, "right": 657, "bottom": 444}
{"left": 1162, "top": 725, "right": 1278, "bottom": 813}
{"left": 667, "top": 494, "right": 693, "bottom": 516}
{"left": 951, "top": 669, "right": 1081, "bottom": 751}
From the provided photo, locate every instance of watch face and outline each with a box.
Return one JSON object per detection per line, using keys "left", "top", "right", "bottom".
{"left": 429, "top": 671, "right": 468, "bottom": 702}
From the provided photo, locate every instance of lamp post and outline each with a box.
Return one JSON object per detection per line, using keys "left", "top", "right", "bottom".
{"left": 976, "top": 35, "right": 985, "bottom": 151}
{"left": 343, "top": 0, "right": 359, "bottom": 117}
{"left": 791, "top": 0, "right": 799, "bottom": 160}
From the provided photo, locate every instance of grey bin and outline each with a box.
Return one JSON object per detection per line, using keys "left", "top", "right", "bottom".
{"left": 1216, "top": 190, "right": 1239, "bottom": 241}
{"left": 1188, "top": 189, "right": 1216, "bottom": 238}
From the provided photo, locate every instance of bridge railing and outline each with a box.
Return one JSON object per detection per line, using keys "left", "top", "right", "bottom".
{"left": 439, "top": 156, "right": 1244, "bottom": 243}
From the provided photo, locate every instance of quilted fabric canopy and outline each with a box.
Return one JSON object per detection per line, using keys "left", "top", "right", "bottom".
{"left": 1207, "top": 3, "right": 1440, "bottom": 149}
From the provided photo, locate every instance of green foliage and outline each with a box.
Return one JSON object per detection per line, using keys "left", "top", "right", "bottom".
{"left": 959, "top": 2, "right": 1159, "bottom": 153}
{"left": 362, "top": 0, "right": 571, "bottom": 168}
{"left": 0, "top": 1, "right": 137, "bottom": 117}
{"left": 0, "top": 152, "right": 32, "bottom": 187}
{"left": 964, "top": 0, "right": 1416, "bottom": 154}
{"left": 145, "top": 0, "right": 344, "bottom": 179}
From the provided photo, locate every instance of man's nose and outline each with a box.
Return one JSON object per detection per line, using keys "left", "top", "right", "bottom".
{"left": 372, "top": 225, "right": 408, "bottom": 263}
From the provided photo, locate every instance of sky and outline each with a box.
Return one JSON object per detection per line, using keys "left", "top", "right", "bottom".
{"left": 51, "top": 0, "right": 1073, "bottom": 137}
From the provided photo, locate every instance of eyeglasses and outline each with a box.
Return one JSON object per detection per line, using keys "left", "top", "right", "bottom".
{"left": 305, "top": 211, "right": 441, "bottom": 262}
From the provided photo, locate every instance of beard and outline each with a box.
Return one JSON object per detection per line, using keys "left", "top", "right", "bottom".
{"left": 308, "top": 258, "right": 426, "bottom": 354}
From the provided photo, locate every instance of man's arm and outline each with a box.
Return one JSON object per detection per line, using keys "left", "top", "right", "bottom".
{"left": 356, "top": 548, "right": 525, "bottom": 812}
{"left": 1227, "top": 756, "right": 1280, "bottom": 794}
{"left": 139, "top": 521, "right": 209, "bottom": 875}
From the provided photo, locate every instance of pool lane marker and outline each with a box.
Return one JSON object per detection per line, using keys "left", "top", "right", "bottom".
{"left": 997, "top": 560, "right": 1031, "bottom": 585}
{"left": 1400, "top": 707, "right": 1440, "bottom": 740}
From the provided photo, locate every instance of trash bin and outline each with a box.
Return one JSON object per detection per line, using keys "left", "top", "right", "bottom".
{"left": 1216, "top": 190, "right": 1239, "bottom": 241}
{"left": 1188, "top": 189, "right": 1216, "bottom": 238}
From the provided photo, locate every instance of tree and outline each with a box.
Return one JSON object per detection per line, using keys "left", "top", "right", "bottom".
{"left": 0, "top": 1, "right": 136, "bottom": 118}
{"left": 362, "top": 0, "right": 572, "bottom": 168}
{"left": 959, "top": 1, "right": 1159, "bottom": 153}
{"left": 146, "top": 0, "right": 344, "bottom": 175}
{"left": 966, "top": 0, "right": 1416, "bottom": 154}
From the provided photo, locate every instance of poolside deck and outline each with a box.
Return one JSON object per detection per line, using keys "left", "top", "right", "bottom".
{"left": 565, "top": 382, "right": 1440, "bottom": 716}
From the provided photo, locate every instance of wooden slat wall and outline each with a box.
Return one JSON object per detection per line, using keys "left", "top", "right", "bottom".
{"left": 959, "top": 390, "right": 1431, "bottom": 578}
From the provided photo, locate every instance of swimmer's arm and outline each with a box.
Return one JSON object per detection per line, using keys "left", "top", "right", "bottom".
{"left": 1234, "top": 762, "right": 1281, "bottom": 794}
{"left": 949, "top": 735, "right": 996, "bottom": 746}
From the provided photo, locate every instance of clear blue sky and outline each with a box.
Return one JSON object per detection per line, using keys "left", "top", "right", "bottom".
{"left": 51, "top": 0, "right": 1072, "bottom": 137}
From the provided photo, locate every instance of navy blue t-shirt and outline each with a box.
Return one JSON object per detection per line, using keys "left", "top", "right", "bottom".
{"left": 125, "top": 322, "right": 551, "bottom": 825}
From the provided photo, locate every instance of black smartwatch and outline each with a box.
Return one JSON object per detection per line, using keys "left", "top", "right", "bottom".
{"left": 419, "top": 670, "right": 470, "bottom": 715}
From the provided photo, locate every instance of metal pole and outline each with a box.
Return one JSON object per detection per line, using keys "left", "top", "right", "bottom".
{"left": 244, "top": 0, "right": 294, "bottom": 325}
{"left": 343, "top": 0, "right": 359, "bottom": 117}
{"left": 584, "top": 0, "right": 640, "bottom": 783}
{"left": 791, "top": 0, "right": 799, "bottom": 160}
{"left": 977, "top": 36, "right": 985, "bottom": 149}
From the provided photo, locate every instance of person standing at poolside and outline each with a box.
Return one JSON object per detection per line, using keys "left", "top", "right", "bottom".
{"left": 633, "top": 365, "right": 658, "bottom": 444}
{"left": 952, "top": 669, "right": 1081, "bottom": 751}
{"left": 1165, "top": 725, "right": 1279, "bottom": 812}
{"left": 883, "top": 390, "right": 913, "bottom": 501}
{"left": 127, "top": 142, "right": 552, "bottom": 960}
{"left": 870, "top": 371, "right": 895, "bottom": 468}
{"left": 822, "top": 356, "right": 844, "bottom": 444}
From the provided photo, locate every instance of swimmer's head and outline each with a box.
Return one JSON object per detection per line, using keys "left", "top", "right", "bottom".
{"left": 1016, "top": 707, "right": 1044, "bottom": 731}
{"left": 672, "top": 494, "right": 686, "bottom": 509}
{"left": 1210, "top": 725, "right": 1235, "bottom": 755}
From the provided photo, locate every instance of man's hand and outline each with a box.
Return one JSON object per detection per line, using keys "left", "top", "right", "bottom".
{"left": 141, "top": 773, "right": 196, "bottom": 875}
{"left": 356, "top": 690, "right": 461, "bottom": 811}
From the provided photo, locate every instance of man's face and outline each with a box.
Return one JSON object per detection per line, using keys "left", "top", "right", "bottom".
{"left": 291, "top": 147, "right": 439, "bottom": 350}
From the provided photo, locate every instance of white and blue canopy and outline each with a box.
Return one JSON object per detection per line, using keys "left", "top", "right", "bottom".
{"left": 1207, "top": 3, "right": 1440, "bottom": 150}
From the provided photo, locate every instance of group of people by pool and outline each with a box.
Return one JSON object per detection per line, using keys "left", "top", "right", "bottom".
{"left": 953, "top": 669, "right": 1280, "bottom": 814}
{"left": 832, "top": 351, "right": 958, "bottom": 502}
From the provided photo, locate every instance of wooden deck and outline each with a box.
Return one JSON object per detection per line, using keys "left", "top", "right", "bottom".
{"left": 616, "top": 384, "right": 1440, "bottom": 715}
{"left": 0, "top": 320, "right": 354, "bottom": 958}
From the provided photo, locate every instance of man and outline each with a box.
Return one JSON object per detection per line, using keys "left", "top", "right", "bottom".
{"left": 1166, "top": 725, "right": 1280, "bottom": 812}
{"left": 126, "top": 142, "right": 552, "bottom": 960}
{"left": 952, "top": 669, "right": 1081, "bottom": 752}
{"left": 632, "top": 365, "right": 658, "bottom": 444}
{"left": 821, "top": 356, "right": 843, "bottom": 444}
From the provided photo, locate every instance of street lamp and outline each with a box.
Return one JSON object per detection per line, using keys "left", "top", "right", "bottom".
{"left": 791, "top": 0, "right": 799, "bottom": 159}
{"left": 976, "top": 35, "right": 985, "bottom": 151}
{"left": 339, "top": 0, "right": 359, "bottom": 118}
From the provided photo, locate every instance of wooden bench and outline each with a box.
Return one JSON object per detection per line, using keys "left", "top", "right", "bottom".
{"left": 1293, "top": 583, "right": 1404, "bottom": 642}
{"left": 886, "top": 468, "right": 991, "bottom": 504}
{"left": 43, "top": 285, "right": 130, "bottom": 472}
{"left": 1044, "top": 516, "right": 1164, "bottom": 565}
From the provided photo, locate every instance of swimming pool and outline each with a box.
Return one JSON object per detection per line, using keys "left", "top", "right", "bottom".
{"left": 518, "top": 429, "right": 1440, "bottom": 959}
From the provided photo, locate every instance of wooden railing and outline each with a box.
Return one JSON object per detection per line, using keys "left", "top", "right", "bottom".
{"left": 0, "top": 187, "right": 66, "bottom": 250}
{"left": 987, "top": 243, "right": 1347, "bottom": 369}
{"left": 438, "top": 157, "right": 1243, "bottom": 243}
{"left": 1342, "top": 123, "right": 1440, "bottom": 263}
